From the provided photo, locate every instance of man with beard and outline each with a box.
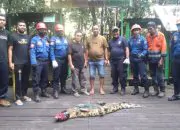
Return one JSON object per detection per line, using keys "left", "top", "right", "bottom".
{"left": 0, "top": 12, "right": 11, "bottom": 107}
{"left": 50, "top": 24, "right": 70, "bottom": 99}
{"left": 8, "top": 20, "right": 31, "bottom": 105}
{"left": 30, "top": 22, "right": 50, "bottom": 102}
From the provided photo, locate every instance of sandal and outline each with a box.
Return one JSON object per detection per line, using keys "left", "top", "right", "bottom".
{"left": 15, "top": 99, "right": 23, "bottom": 106}
{"left": 0, "top": 99, "right": 11, "bottom": 107}
{"left": 23, "top": 96, "right": 32, "bottom": 102}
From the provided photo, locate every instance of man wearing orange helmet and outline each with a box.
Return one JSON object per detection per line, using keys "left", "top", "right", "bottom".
{"left": 128, "top": 24, "right": 149, "bottom": 98}
{"left": 30, "top": 22, "right": 50, "bottom": 102}
{"left": 50, "top": 24, "right": 70, "bottom": 99}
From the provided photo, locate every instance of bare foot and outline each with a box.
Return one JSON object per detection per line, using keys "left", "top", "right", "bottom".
{"left": 89, "top": 89, "right": 94, "bottom": 95}
{"left": 100, "top": 90, "right": 105, "bottom": 95}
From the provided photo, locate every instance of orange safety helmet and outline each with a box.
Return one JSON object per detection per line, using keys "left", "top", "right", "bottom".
{"left": 176, "top": 19, "right": 180, "bottom": 25}
{"left": 36, "top": 22, "right": 47, "bottom": 30}
{"left": 131, "top": 24, "right": 142, "bottom": 31}
{"left": 54, "top": 24, "right": 64, "bottom": 32}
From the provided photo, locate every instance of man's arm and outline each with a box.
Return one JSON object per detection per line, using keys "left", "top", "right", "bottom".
{"left": 8, "top": 45, "right": 14, "bottom": 70}
{"left": 125, "top": 47, "right": 130, "bottom": 59}
{"left": 68, "top": 54, "right": 74, "bottom": 70}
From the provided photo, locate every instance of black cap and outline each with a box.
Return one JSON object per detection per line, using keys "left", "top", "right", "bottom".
{"left": 147, "top": 21, "right": 156, "bottom": 28}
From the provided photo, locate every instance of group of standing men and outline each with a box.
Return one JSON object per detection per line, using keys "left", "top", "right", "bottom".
{"left": 108, "top": 21, "right": 180, "bottom": 102}
{"left": 0, "top": 11, "right": 180, "bottom": 107}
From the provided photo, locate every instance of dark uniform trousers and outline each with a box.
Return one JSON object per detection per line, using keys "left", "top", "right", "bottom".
{"left": 71, "top": 67, "right": 86, "bottom": 93}
{"left": 14, "top": 64, "right": 30, "bottom": 99}
{"left": 111, "top": 59, "right": 127, "bottom": 91}
{"left": 131, "top": 61, "right": 148, "bottom": 89}
{"left": 149, "top": 62, "right": 165, "bottom": 92}
{"left": 172, "top": 61, "right": 180, "bottom": 95}
{"left": 52, "top": 58, "right": 68, "bottom": 92}
{"left": 32, "top": 61, "right": 49, "bottom": 93}
{"left": 0, "top": 61, "right": 9, "bottom": 98}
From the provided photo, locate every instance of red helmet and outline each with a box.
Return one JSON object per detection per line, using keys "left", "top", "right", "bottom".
{"left": 131, "top": 24, "right": 142, "bottom": 31}
{"left": 36, "top": 22, "right": 47, "bottom": 30}
{"left": 54, "top": 24, "right": 64, "bottom": 32}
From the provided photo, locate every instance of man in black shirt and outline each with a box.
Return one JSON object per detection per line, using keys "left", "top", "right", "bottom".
{"left": 8, "top": 20, "right": 31, "bottom": 105}
{"left": 68, "top": 30, "right": 89, "bottom": 97}
{"left": 0, "top": 13, "right": 11, "bottom": 107}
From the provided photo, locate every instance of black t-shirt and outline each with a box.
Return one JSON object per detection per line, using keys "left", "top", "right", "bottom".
{"left": 10, "top": 33, "right": 30, "bottom": 64}
{"left": 68, "top": 42, "right": 85, "bottom": 69}
{"left": 108, "top": 36, "right": 128, "bottom": 61}
{"left": 0, "top": 29, "right": 12, "bottom": 62}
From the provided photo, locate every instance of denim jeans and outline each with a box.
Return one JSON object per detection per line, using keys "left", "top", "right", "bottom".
{"left": 88, "top": 59, "right": 105, "bottom": 79}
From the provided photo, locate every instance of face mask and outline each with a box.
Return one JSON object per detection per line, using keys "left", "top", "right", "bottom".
{"left": 38, "top": 32, "right": 45, "bottom": 37}
{"left": 56, "top": 32, "right": 63, "bottom": 37}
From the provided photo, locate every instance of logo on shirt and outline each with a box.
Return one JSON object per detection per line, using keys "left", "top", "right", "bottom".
{"left": 37, "top": 41, "right": 42, "bottom": 46}
{"left": 118, "top": 40, "right": 121, "bottom": 45}
{"left": 0, "top": 35, "right": 7, "bottom": 40}
{"left": 19, "top": 39, "right": 27, "bottom": 44}
{"left": 56, "top": 39, "right": 61, "bottom": 44}
{"left": 137, "top": 40, "right": 141, "bottom": 44}
{"left": 174, "top": 36, "right": 177, "bottom": 41}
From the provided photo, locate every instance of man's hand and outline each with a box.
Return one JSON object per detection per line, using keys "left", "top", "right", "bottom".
{"left": 52, "top": 60, "right": 58, "bottom": 68}
{"left": 9, "top": 62, "right": 14, "bottom": 70}
{"left": 70, "top": 64, "right": 75, "bottom": 71}
{"left": 123, "top": 58, "right": 130, "bottom": 64}
{"left": 158, "top": 58, "right": 163, "bottom": 67}
{"left": 138, "top": 54, "right": 143, "bottom": 58}
{"left": 84, "top": 61, "right": 88, "bottom": 68}
{"left": 104, "top": 59, "right": 109, "bottom": 66}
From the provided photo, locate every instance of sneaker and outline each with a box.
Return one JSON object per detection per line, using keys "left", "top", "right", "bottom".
{"left": 0, "top": 99, "right": 11, "bottom": 107}
{"left": 158, "top": 92, "right": 165, "bottom": 98}
{"left": 23, "top": 96, "right": 32, "bottom": 102}
{"left": 168, "top": 95, "right": 180, "bottom": 101}
{"left": 80, "top": 90, "right": 90, "bottom": 96}
{"left": 74, "top": 92, "right": 80, "bottom": 97}
{"left": 15, "top": 99, "right": 23, "bottom": 106}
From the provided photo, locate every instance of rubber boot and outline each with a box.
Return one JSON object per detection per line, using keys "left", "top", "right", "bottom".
{"left": 120, "top": 88, "right": 126, "bottom": 96}
{"left": 151, "top": 86, "right": 159, "bottom": 96}
{"left": 131, "top": 86, "right": 139, "bottom": 95}
{"left": 143, "top": 88, "right": 149, "bottom": 98}
{"left": 34, "top": 92, "right": 41, "bottom": 103}
{"left": 41, "top": 89, "right": 50, "bottom": 98}
{"left": 53, "top": 89, "right": 59, "bottom": 99}
{"left": 61, "top": 86, "right": 71, "bottom": 94}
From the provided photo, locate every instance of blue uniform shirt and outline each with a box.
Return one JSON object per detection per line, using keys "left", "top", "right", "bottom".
{"left": 50, "top": 36, "right": 68, "bottom": 61}
{"left": 128, "top": 35, "right": 147, "bottom": 62}
{"left": 171, "top": 32, "right": 180, "bottom": 62}
{"left": 108, "top": 36, "right": 128, "bottom": 61}
{"left": 30, "top": 35, "right": 49, "bottom": 65}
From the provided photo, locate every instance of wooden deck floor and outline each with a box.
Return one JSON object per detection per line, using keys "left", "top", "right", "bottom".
{"left": 0, "top": 67, "right": 180, "bottom": 130}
